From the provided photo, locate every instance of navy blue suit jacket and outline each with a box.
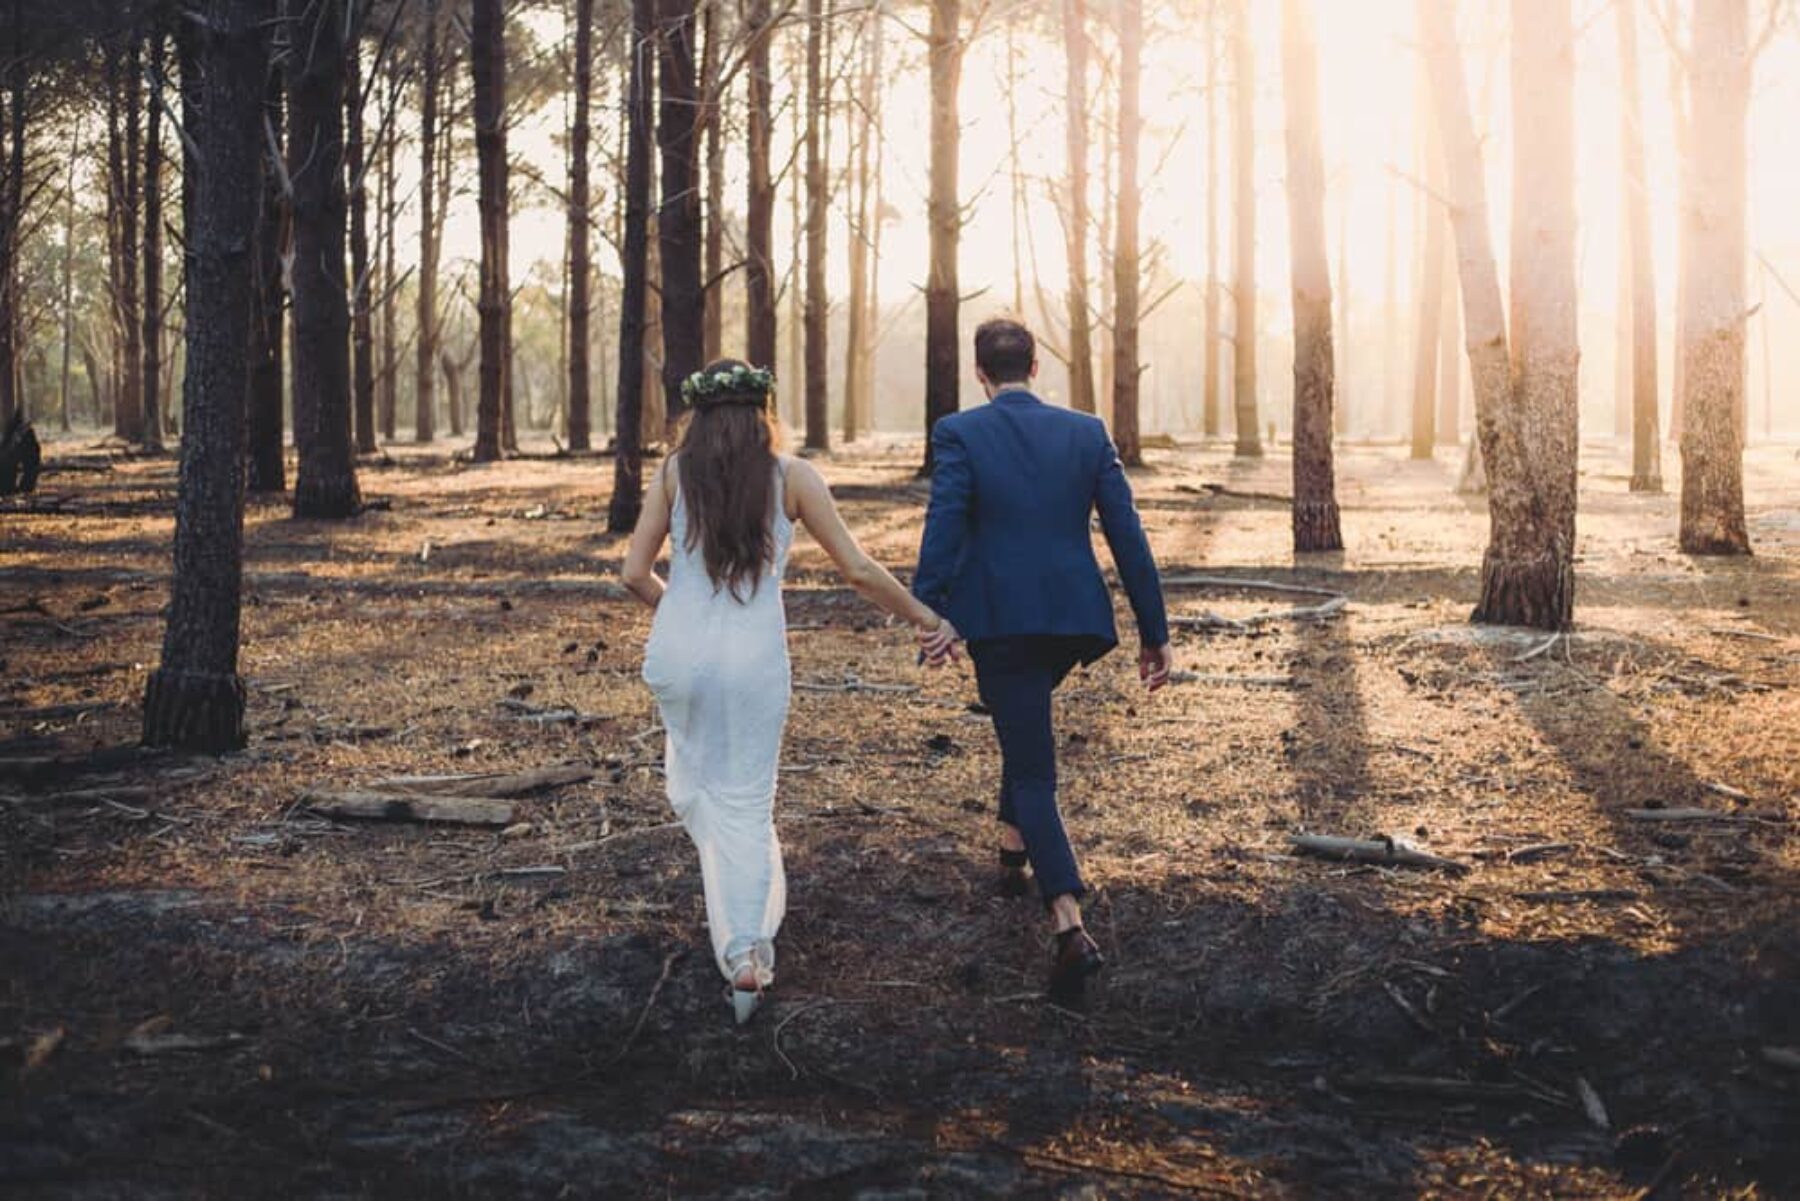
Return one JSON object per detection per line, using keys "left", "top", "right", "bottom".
{"left": 911, "top": 388, "right": 1169, "bottom": 659}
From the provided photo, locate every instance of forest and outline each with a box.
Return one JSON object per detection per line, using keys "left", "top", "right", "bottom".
{"left": 1, "top": 0, "right": 1797, "bottom": 1195}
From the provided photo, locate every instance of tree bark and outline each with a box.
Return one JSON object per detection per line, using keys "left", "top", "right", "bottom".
{"left": 143, "top": 0, "right": 272, "bottom": 753}
{"left": 346, "top": 20, "right": 376, "bottom": 454}
{"left": 567, "top": 0, "right": 594, "bottom": 451}
{"left": 843, "top": 3, "right": 877, "bottom": 443}
{"left": 608, "top": 0, "right": 655, "bottom": 534}
{"left": 1410, "top": 77, "right": 1443, "bottom": 461}
{"left": 378, "top": 53, "right": 399, "bottom": 442}
{"left": 1677, "top": 0, "right": 1751, "bottom": 554}
{"left": 140, "top": 30, "right": 166, "bottom": 452}
{"left": 744, "top": 0, "right": 776, "bottom": 369}
{"left": 248, "top": 48, "right": 287, "bottom": 493}
{"left": 1202, "top": 0, "right": 1219, "bottom": 437}
{"left": 57, "top": 117, "right": 79, "bottom": 432}
{"left": 700, "top": 0, "right": 724, "bottom": 364}
{"left": 1436, "top": 245, "right": 1460, "bottom": 445}
{"left": 287, "top": 0, "right": 362, "bottom": 518}
{"left": 1281, "top": 0, "right": 1341, "bottom": 553}
{"left": 802, "top": 0, "right": 829, "bottom": 452}
{"left": 1230, "top": 0, "right": 1260, "bottom": 457}
{"left": 1061, "top": 0, "right": 1096, "bottom": 417}
{"left": 923, "top": 0, "right": 963, "bottom": 473}
{"left": 1112, "top": 0, "right": 1143, "bottom": 464}
{"left": 1334, "top": 179, "right": 1350, "bottom": 438}
{"left": 658, "top": 0, "right": 702, "bottom": 428}
{"left": 109, "top": 37, "right": 146, "bottom": 443}
{"left": 472, "top": 0, "right": 509, "bottom": 463}
{"left": 415, "top": 0, "right": 440, "bottom": 442}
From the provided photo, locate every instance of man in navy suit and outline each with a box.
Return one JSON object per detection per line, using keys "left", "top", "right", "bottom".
{"left": 913, "top": 317, "right": 1171, "bottom": 1002}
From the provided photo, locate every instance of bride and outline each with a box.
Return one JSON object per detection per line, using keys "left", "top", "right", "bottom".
{"left": 621, "top": 360, "right": 957, "bottom": 1024}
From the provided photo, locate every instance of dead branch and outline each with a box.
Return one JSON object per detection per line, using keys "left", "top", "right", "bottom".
{"left": 1289, "top": 833, "right": 1469, "bottom": 874}
{"left": 370, "top": 765, "right": 594, "bottom": 798}
{"left": 300, "top": 790, "right": 515, "bottom": 827}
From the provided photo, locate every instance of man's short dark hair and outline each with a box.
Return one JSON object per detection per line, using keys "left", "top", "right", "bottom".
{"left": 974, "top": 318, "right": 1035, "bottom": 383}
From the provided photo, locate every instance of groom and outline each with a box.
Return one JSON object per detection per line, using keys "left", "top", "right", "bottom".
{"left": 913, "top": 317, "right": 1171, "bottom": 1002}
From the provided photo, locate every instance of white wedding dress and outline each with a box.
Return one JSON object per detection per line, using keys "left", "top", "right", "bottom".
{"left": 641, "top": 462, "right": 793, "bottom": 986}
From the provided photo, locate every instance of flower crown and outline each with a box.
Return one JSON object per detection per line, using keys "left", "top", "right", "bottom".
{"left": 681, "top": 364, "right": 776, "bottom": 407}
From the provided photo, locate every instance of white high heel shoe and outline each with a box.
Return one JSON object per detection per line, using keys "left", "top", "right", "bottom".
{"left": 725, "top": 947, "right": 774, "bottom": 1026}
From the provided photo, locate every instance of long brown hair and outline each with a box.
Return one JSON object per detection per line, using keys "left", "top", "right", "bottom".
{"left": 675, "top": 359, "right": 783, "bottom": 601}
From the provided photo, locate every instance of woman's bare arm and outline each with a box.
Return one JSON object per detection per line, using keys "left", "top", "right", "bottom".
{"left": 786, "top": 458, "right": 954, "bottom": 650}
{"left": 620, "top": 460, "right": 673, "bottom": 609}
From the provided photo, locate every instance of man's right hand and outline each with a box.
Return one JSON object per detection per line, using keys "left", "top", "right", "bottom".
{"left": 1139, "top": 643, "right": 1173, "bottom": 692}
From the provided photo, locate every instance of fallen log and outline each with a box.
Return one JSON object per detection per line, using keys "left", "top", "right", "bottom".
{"left": 300, "top": 790, "right": 515, "bottom": 827}
{"left": 1622, "top": 807, "right": 1779, "bottom": 824}
{"left": 1289, "top": 833, "right": 1469, "bottom": 874}
{"left": 370, "top": 764, "right": 594, "bottom": 798}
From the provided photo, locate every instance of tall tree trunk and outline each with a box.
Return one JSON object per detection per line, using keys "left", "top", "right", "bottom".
{"left": 143, "top": 0, "right": 272, "bottom": 752}
{"left": 0, "top": 9, "right": 14, "bottom": 428}
{"left": 1420, "top": 0, "right": 1540, "bottom": 623}
{"left": 1409, "top": 77, "right": 1442, "bottom": 460}
{"left": 843, "top": 4, "right": 877, "bottom": 443}
{"left": 658, "top": 0, "right": 702, "bottom": 427}
{"left": 248, "top": 43, "right": 287, "bottom": 493}
{"left": 108, "top": 38, "right": 146, "bottom": 442}
{"left": 57, "top": 117, "right": 79, "bottom": 432}
{"left": 288, "top": 0, "right": 362, "bottom": 518}
{"left": 1382, "top": 172, "right": 1399, "bottom": 436}
{"left": 1062, "top": 0, "right": 1096, "bottom": 417}
{"left": 1281, "top": 0, "right": 1341, "bottom": 552}
{"left": 701, "top": 0, "right": 724, "bottom": 363}
{"left": 923, "top": 0, "right": 962, "bottom": 472}
{"left": 378, "top": 53, "right": 399, "bottom": 442}
{"left": 567, "top": 0, "right": 594, "bottom": 451}
{"left": 1436, "top": 247, "right": 1460, "bottom": 445}
{"left": 786, "top": 58, "right": 803, "bottom": 428}
{"left": 1230, "top": 0, "right": 1260, "bottom": 457}
{"left": 1201, "top": 0, "right": 1219, "bottom": 437}
{"left": 472, "top": 0, "right": 508, "bottom": 463}
{"left": 1112, "top": 0, "right": 1142, "bottom": 464}
{"left": 1678, "top": 0, "right": 1751, "bottom": 554}
{"left": 744, "top": 0, "right": 776, "bottom": 369}
{"left": 415, "top": 0, "right": 439, "bottom": 441}
{"left": 140, "top": 30, "right": 166, "bottom": 451}
{"left": 608, "top": 0, "right": 655, "bottom": 533}
{"left": 346, "top": 20, "right": 376, "bottom": 454}
{"left": 863, "top": 32, "right": 884, "bottom": 427}
{"left": 802, "top": 0, "right": 829, "bottom": 452}
{"left": 1334, "top": 180, "right": 1350, "bottom": 438}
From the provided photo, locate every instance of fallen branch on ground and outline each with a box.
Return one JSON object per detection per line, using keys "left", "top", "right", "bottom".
{"left": 1622, "top": 807, "right": 1784, "bottom": 824}
{"left": 1162, "top": 574, "right": 1344, "bottom": 599}
{"left": 1289, "top": 833, "right": 1469, "bottom": 874}
{"left": 1171, "top": 673, "right": 1306, "bottom": 688}
{"left": 300, "top": 790, "right": 515, "bottom": 827}
{"left": 794, "top": 674, "right": 919, "bottom": 695}
{"left": 370, "top": 765, "right": 594, "bottom": 798}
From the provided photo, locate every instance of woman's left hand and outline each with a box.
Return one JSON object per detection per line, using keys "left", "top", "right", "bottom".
{"left": 917, "top": 617, "right": 960, "bottom": 666}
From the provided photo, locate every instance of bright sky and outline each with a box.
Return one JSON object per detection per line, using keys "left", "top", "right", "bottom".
{"left": 466, "top": 0, "right": 1800, "bottom": 434}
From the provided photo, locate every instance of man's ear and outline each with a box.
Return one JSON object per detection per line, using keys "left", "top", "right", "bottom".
{"left": 1029, "top": 357, "right": 1040, "bottom": 380}
{"left": 975, "top": 365, "right": 991, "bottom": 389}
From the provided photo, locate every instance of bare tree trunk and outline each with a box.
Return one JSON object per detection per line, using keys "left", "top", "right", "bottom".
{"left": 1230, "top": 0, "right": 1260, "bottom": 457}
{"left": 1281, "top": 0, "right": 1341, "bottom": 552}
{"left": 346, "top": 21, "right": 376, "bottom": 454}
{"left": 472, "top": 0, "right": 508, "bottom": 463}
{"left": 1410, "top": 74, "right": 1442, "bottom": 460}
{"left": 1436, "top": 246, "right": 1460, "bottom": 445}
{"left": 1382, "top": 173, "right": 1398, "bottom": 438}
{"left": 1201, "top": 0, "right": 1220, "bottom": 437}
{"left": 863, "top": 31, "right": 883, "bottom": 428}
{"left": 744, "top": 0, "right": 776, "bottom": 369}
{"left": 1333, "top": 179, "right": 1350, "bottom": 438}
{"left": 658, "top": 0, "right": 702, "bottom": 427}
{"left": 1627, "top": 0, "right": 1663, "bottom": 500}
{"left": 143, "top": 0, "right": 272, "bottom": 752}
{"left": 567, "top": 0, "right": 594, "bottom": 451}
{"left": 288, "top": 0, "right": 362, "bottom": 518}
{"left": 1062, "top": 0, "right": 1097, "bottom": 417}
{"left": 111, "top": 36, "right": 146, "bottom": 443}
{"left": 1678, "top": 0, "right": 1751, "bottom": 554}
{"left": 1421, "top": 0, "right": 1570, "bottom": 629}
{"left": 57, "top": 117, "right": 79, "bottom": 432}
{"left": 1112, "top": 0, "right": 1142, "bottom": 464}
{"left": 802, "top": 0, "right": 828, "bottom": 451}
{"left": 843, "top": 3, "right": 877, "bottom": 443}
{"left": 700, "top": 0, "right": 724, "bottom": 364}
{"left": 141, "top": 29, "right": 166, "bottom": 452}
{"left": 608, "top": 0, "right": 655, "bottom": 533}
{"left": 248, "top": 51, "right": 286, "bottom": 493}
{"left": 378, "top": 53, "right": 399, "bottom": 442}
{"left": 923, "top": 0, "right": 962, "bottom": 473}
{"left": 415, "top": 0, "right": 439, "bottom": 442}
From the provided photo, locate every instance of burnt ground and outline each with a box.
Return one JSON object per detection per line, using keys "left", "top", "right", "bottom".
{"left": 2, "top": 433, "right": 1797, "bottom": 1198}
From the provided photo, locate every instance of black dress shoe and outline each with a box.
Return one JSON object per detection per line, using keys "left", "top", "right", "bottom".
{"left": 1048, "top": 926, "right": 1105, "bottom": 1003}
{"left": 998, "top": 848, "right": 1031, "bottom": 898}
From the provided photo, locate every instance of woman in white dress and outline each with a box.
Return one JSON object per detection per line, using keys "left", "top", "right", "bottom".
{"left": 621, "top": 361, "right": 957, "bottom": 1023}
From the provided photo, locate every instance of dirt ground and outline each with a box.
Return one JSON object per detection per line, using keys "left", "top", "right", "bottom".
{"left": 3, "top": 431, "right": 1797, "bottom": 1199}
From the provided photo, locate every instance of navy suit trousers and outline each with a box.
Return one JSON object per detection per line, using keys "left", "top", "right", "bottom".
{"left": 969, "top": 635, "right": 1099, "bottom": 902}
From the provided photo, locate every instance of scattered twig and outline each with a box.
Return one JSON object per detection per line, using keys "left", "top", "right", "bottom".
{"left": 370, "top": 765, "right": 594, "bottom": 798}
{"left": 600, "top": 950, "right": 683, "bottom": 1068}
{"left": 1575, "top": 1076, "right": 1610, "bottom": 1130}
{"left": 1289, "top": 834, "right": 1469, "bottom": 875}
{"left": 794, "top": 674, "right": 920, "bottom": 695}
{"left": 1162, "top": 574, "right": 1344, "bottom": 599}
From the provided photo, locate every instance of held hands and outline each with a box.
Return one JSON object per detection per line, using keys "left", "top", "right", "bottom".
{"left": 916, "top": 616, "right": 962, "bottom": 667}
{"left": 1139, "top": 643, "right": 1174, "bottom": 692}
